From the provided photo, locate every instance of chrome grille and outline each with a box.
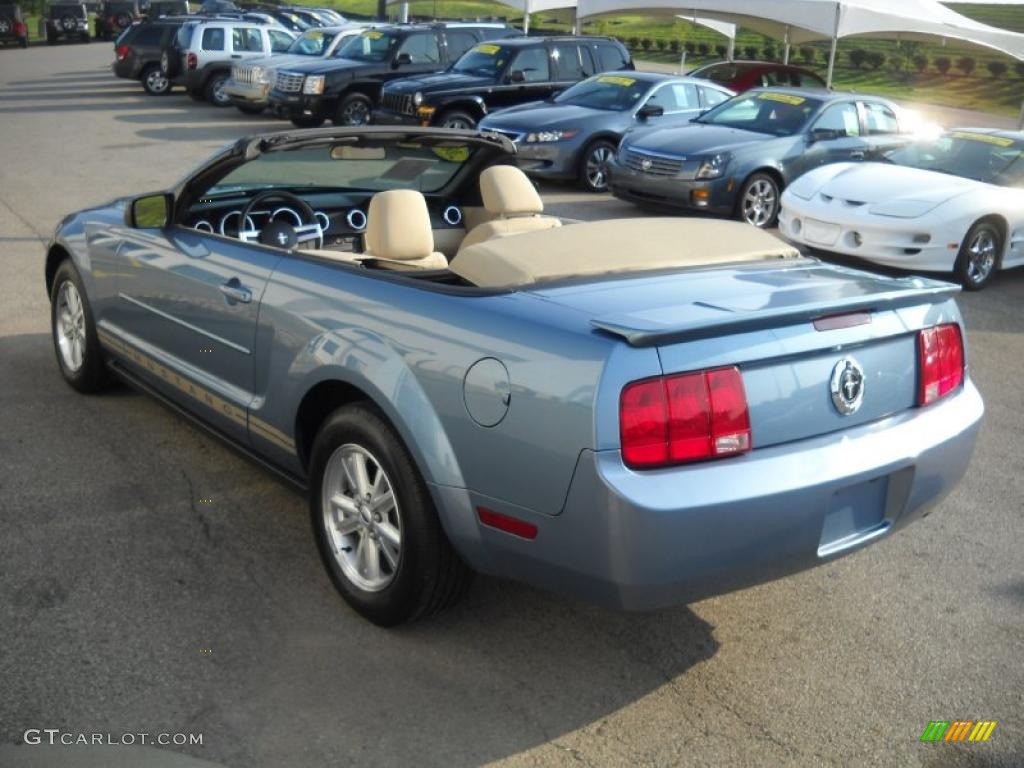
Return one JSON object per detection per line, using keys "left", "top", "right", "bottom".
{"left": 623, "top": 150, "right": 683, "bottom": 177}
{"left": 233, "top": 65, "right": 254, "bottom": 85}
{"left": 381, "top": 91, "right": 416, "bottom": 116}
{"left": 275, "top": 71, "right": 304, "bottom": 93}
{"left": 488, "top": 128, "right": 523, "bottom": 143}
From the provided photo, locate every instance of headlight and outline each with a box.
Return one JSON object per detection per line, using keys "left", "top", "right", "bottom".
{"left": 695, "top": 153, "right": 731, "bottom": 180}
{"left": 302, "top": 75, "right": 325, "bottom": 95}
{"left": 254, "top": 67, "right": 273, "bottom": 85}
{"left": 525, "top": 130, "right": 579, "bottom": 143}
{"left": 413, "top": 91, "right": 423, "bottom": 106}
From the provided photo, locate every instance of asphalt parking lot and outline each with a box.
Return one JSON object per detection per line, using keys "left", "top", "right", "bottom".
{"left": 1, "top": 43, "right": 1022, "bottom": 768}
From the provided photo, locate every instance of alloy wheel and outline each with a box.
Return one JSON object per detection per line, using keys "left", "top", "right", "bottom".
{"left": 321, "top": 444, "right": 402, "bottom": 592}
{"left": 442, "top": 116, "right": 473, "bottom": 129}
{"left": 341, "top": 100, "right": 369, "bottom": 126}
{"left": 146, "top": 69, "right": 169, "bottom": 94}
{"left": 55, "top": 280, "right": 86, "bottom": 373}
{"left": 742, "top": 178, "right": 778, "bottom": 228}
{"left": 965, "top": 229, "right": 997, "bottom": 285}
{"left": 585, "top": 145, "right": 613, "bottom": 191}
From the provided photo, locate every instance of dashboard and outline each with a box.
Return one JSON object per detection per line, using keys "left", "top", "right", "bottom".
{"left": 186, "top": 190, "right": 467, "bottom": 252}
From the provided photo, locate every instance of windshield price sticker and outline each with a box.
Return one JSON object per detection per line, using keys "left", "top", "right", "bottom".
{"left": 308, "top": 31, "right": 322, "bottom": 39}
{"left": 474, "top": 44, "right": 500, "bottom": 55}
{"left": 597, "top": 75, "right": 636, "bottom": 87}
{"left": 363, "top": 30, "right": 384, "bottom": 39}
{"left": 950, "top": 131, "right": 1015, "bottom": 148}
{"left": 758, "top": 93, "right": 806, "bottom": 106}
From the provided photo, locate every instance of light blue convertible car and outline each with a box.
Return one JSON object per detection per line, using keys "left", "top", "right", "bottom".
{"left": 46, "top": 127, "right": 984, "bottom": 625}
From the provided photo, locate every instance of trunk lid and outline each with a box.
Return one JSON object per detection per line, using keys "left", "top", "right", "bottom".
{"left": 530, "top": 261, "right": 960, "bottom": 449}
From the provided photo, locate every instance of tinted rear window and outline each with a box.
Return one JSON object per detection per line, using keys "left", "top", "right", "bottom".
{"left": 201, "top": 26, "right": 224, "bottom": 50}
{"left": 133, "top": 24, "right": 165, "bottom": 45}
{"left": 50, "top": 5, "right": 86, "bottom": 17}
{"left": 595, "top": 42, "right": 628, "bottom": 72}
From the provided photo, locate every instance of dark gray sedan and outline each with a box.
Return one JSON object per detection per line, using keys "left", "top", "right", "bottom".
{"left": 610, "top": 88, "right": 910, "bottom": 227}
{"left": 479, "top": 72, "right": 734, "bottom": 192}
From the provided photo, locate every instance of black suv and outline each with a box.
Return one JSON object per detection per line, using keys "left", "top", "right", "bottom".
{"left": 268, "top": 22, "right": 520, "bottom": 128}
{"left": 375, "top": 36, "right": 633, "bottom": 129}
{"left": 95, "top": 0, "right": 138, "bottom": 40}
{"left": 0, "top": 3, "right": 28, "bottom": 48}
{"left": 113, "top": 18, "right": 186, "bottom": 94}
{"left": 44, "top": 1, "right": 90, "bottom": 44}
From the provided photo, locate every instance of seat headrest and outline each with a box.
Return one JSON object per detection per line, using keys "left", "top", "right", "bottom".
{"left": 364, "top": 189, "right": 436, "bottom": 261}
{"left": 480, "top": 165, "right": 544, "bottom": 216}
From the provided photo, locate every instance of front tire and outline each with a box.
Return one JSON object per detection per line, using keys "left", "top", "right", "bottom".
{"left": 737, "top": 172, "right": 781, "bottom": 228}
{"left": 205, "top": 72, "right": 231, "bottom": 107}
{"left": 50, "top": 260, "right": 110, "bottom": 393}
{"left": 437, "top": 109, "right": 476, "bottom": 130}
{"left": 334, "top": 92, "right": 371, "bottom": 126}
{"left": 310, "top": 404, "right": 471, "bottom": 626}
{"left": 578, "top": 139, "right": 616, "bottom": 193}
{"left": 141, "top": 64, "right": 171, "bottom": 96}
{"left": 955, "top": 219, "right": 1002, "bottom": 291}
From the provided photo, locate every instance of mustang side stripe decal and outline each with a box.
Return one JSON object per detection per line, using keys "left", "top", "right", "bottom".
{"left": 97, "top": 328, "right": 295, "bottom": 453}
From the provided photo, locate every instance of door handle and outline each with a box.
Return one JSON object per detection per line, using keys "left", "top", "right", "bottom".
{"left": 850, "top": 150, "right": 866, "bottom": 160}
{"left": 219, "top": 279, "right": 252, "bottom": 304}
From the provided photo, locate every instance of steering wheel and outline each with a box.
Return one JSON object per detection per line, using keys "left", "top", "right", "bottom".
{"left": 238, "top": 191, "right": 323, "bottom": 250}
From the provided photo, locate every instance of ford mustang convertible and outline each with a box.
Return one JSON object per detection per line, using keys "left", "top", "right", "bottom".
{"left": 46, "top": 127, "right": 984, "bottom": 625}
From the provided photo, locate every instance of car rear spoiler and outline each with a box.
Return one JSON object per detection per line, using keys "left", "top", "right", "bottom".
{"left": 591, "top": 283, "right": 960, "bottom": 348}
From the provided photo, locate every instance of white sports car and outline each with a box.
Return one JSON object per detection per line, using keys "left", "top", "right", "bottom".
{"left": 779, "top": 129, "right": 1024, "bottom": 289}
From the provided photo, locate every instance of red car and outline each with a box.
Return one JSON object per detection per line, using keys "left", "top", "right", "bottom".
{"left": 688, "top": 60, "right": 827, "bottom": 92}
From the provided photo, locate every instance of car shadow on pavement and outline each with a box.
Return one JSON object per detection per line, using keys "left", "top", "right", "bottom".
{"left": 1, "top": 331, "right": 720, "bottom": 767}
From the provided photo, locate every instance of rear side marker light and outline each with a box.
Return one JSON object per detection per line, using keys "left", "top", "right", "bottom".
{"left": 620, "top": 366, "right": 751, "bottom": 469}
{"left": 187, "top": 52, "right": 198, "bottom": 70}
{"left": 477, "top": 507, "right": 538, "bottom": 540}
{"left": 116, "top": 44, "right": 130, "bottom": 61}
{"left": 918, "top": 324, "right": 964, "bottom": 406}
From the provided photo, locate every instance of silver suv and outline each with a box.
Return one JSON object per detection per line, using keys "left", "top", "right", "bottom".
{"left": 224, "top": 24, "right": 370, "bottom": 115}
{"left": 161, "top": 17, "right": 295, "bottom": 106}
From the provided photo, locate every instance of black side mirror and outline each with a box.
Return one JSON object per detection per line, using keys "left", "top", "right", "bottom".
{"left": 808, "top": 127, "right": 841, "bottom": 144}
{"left": 508, "top": 69, "right": 526, "bottom": 84}
{"left": 637, "top": 103, "right": 664, "bottom": 120}
{"left": 546, "top": 88, "right": 563, "bottom": 102}
{"left": 393, "top": 52, "right": 411, "bottom": 67}
{"left": 128, "top": 192, "right": 172, "bottom": 229}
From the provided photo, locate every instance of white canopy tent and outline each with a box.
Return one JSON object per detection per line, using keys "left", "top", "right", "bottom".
{"left": 575, "top": 0, "right": 1024, "bottom": 86}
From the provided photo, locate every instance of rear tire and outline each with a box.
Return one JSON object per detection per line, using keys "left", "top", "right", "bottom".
{"left": 955, "top": 219, "right": 1002, "bottom": 291}
{"left": 50, "top": 260, "right": 111, "bottom": 394}
{"left": 309, "top": 404, "right": 471, "bottom": 626}
{"left": 19, "top": 36, "right": 28, "bottom": 48}
{"left": 334, "top": 92, "right": 371, "bottom": 126}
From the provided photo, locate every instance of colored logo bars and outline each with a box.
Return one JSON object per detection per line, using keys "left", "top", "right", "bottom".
{"left": 921, "top": 721, "right": 997, "bottom": 743}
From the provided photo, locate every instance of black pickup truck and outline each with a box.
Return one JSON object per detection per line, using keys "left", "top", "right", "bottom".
{"left": 267, "top": 22, "right": 520, "bottom": 128}
{"left": 374, "top": 35, "right": 633, "bottom": 129}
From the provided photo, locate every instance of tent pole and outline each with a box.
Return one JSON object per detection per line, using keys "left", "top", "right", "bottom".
{"left": 727, "top": 37, "right": 735, "bottom": 62}
{"left": 826, "top": 4, "right": 840, "bottom": 88}
{"left": 1019, "top": 98, "right": 1024, "bottom": 130}
{"left": 571, "top": 8, "right": 578, "bottom": 34}
{"left": 523, "top": 12, "right": 530, "bottom": 33}
{"left": 398, "top": 1, "right": 408, "bottom": 23}
{"left": 783, "top": 26, "right": 790, "bottom": 65}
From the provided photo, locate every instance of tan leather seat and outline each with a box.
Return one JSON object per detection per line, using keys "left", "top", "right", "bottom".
{"left": 360, "top": 189, "right": 448, "bottom": 270}
{"left": 457, "top": 166, "right": 561, "bottom": 254}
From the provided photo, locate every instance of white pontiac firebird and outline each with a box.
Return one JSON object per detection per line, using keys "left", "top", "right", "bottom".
{"left": 779, "top": 129, "right": 1024, "bottom": 290}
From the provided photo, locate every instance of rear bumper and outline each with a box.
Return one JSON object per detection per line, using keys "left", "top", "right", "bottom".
{"left": 609, "top": 159, "right": 735, "bottom": 214}
{"left": 448, "top": 381, "right": 983, "bottom": 610}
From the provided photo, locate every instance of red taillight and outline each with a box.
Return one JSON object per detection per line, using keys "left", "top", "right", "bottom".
{"left": 14, "top": 20, "right": 25, "bottom": 35}
{"left": 620, "top": 366, "right": 751, "bottom": 469}
{"left": 918, "top": 324, "right": 964, "bottom": 406}
{"left": 116, "top": 44, "right": 129, "bottom": 61}
{"left": 187, "top": 52, "right": 197, "bottom": 70}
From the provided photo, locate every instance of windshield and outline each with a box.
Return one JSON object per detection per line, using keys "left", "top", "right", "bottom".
{"left": 208, "top": 141, "right": 478, "bottom": 195}
{"left": 451, "top": 43, "right": 510, "bottom": 77}
{"left": 554, "top": 74, "right": 649, "bottom": 111}
{"left": 51, "top": 4, "right": 86, "bottom": 17}
{"left": 886, "top": 131, "right": 1024, "bottom": 185}
{"left": 696, "top": 92, "right": 821, "bottom": 136}
{"left": 288, "top": 29, "right": 336, "bottom": 55}
{"left": 334, "top": 29, "right": 396, "bottom": 61}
